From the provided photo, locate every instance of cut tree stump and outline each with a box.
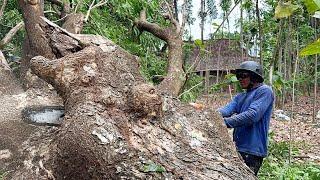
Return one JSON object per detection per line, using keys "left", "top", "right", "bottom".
{"left": 9, "top": 18, "right": 256, "bottom": 179}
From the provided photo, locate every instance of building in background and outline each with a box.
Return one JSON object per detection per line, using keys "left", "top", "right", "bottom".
{"left": 185, "top": 38, "right": 258, "bottom": 86}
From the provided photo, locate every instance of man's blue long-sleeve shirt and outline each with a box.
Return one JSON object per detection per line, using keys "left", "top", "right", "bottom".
{"left": 219, "top": 84, "right": 274, "bottom": 157}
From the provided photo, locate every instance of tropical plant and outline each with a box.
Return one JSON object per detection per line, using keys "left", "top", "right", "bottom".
{"left": 259, "top": 132, "right": 320, "bottom": 180}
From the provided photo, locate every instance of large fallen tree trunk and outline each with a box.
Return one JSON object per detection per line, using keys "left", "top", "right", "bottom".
{"left": 10, "top": 18, "right": 256, "bottom": 179}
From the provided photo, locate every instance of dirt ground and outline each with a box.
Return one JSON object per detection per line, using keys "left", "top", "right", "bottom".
{"left": 204, "top": 92, "right": 320, "bottom": 165}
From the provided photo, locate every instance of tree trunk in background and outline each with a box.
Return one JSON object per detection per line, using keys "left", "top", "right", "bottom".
{"left": 200, "top": 0, "right": 205, "bottom": 43}
{"left": 313, "top": 19, "right": 318, "bottom": 123}
{"left": 135, "top": 9, "right": 186, "bottom": 96}
{"left": 240, "top": 0, "right": 244, "bottom": 60}
{"left": 256, "top": 0, "right": 263, "bottom": 66}
{"left": 18, "top": 0, "right": 55, "bottom": 59}
{"left": 18, "top": 0, "right": 57, "bottom": 89}
{"left": 173, "top": 0, "right": 179, "bottom": 21}
{"left": 9, "top": 20, "right": 257, "bottom": 179}
{"left": 158, "top": 39, "right": 186, "bottom": 96}
{"left": 313, "top": 55, "right": 318, "bottom": 123}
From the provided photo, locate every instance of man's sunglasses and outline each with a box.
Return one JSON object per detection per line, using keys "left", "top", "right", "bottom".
{"left": 236, "top": 72, "right": 250, "bottom": 79}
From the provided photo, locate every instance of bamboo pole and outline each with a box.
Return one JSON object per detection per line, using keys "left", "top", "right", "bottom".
{"left": 313, "top": 54, "right": 317, "bottom": 123}
{"left": 289, "top": 32, "right": 299, "bottom": 165}
{"left": 313, "top": 17, "right": 318, "bottom": 123}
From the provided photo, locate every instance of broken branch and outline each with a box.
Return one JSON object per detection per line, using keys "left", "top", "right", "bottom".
{"left": 0, "top": 21, "right": 24, "bottom": 49}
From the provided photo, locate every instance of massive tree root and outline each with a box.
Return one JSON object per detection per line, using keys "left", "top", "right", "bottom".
{"left": 12, "top": 19, "right": 257, "bottom": 179}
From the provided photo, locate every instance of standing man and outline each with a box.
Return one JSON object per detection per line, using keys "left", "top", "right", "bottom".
{"left": 218, "top": 61, "right": 274, "bottom": 176}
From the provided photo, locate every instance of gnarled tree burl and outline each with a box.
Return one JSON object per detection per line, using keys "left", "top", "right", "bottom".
{"left": 26, "top": 17, "right": 256, "bottom": 179}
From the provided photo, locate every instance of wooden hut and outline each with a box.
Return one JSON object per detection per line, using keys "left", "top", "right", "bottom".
{"left": 185, "top": 38, "right": 258, "bottom": 86}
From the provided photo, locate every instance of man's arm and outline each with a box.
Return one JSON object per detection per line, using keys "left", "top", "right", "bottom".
{"left": 224, "top": 88, "right": 274, "bottom": 128}
{"left": 218, "top": 95, "right": 239, "bottom": 117}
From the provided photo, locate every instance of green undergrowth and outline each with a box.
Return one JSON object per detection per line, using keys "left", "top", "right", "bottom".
{"left": 0, "top": 170, "right": 7, "bottom": 180}
{"left": 258, "top": 132, "right": 320, "bottom": 180}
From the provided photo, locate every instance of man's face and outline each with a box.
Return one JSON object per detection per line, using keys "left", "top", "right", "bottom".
{"left": 236, "top": 71, "right": 251, "bottom": 89}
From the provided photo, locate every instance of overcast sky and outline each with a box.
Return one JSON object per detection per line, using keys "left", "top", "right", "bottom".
{"left": 188, "top": 0, "right": 241, "bottom": 40}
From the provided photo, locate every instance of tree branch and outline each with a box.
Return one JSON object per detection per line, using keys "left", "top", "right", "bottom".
{"left": 0, "top": 0, "right": 8, "bottom": 21}
{"left": 84, "top": 0, "right": 107, "bottom": 22}
{"left": 0, "top": 21, "right": 24, "bottom": 49}
{"left": 135, "top": 9, "right": 169, "bottom": 42}
{"left": 209, "top": 0, "right": 240, "bottom": 38}
{"left": 163, "top": 1, "right": 180, "bottom": 33}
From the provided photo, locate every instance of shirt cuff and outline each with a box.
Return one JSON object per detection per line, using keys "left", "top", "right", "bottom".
{"left": 224, "top": 118, "right": 232, "bottom": 128}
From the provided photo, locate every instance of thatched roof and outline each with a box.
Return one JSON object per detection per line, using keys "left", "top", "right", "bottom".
{"left": 185, "top": 39, "right": 258, "bottom": 71}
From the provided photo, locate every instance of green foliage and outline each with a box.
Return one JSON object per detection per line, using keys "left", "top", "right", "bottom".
{"left": 299, "top": 38, "right": 320, "bottom": 56}
{"left": 220, "top": 0, "right": 232, "bottom": 12}
{"left": 194, "top": 39, "right": 205, "bottom": 49}
{"left": 210, "top": 74, "right": 243, "bottom": 93}
{"left": 0, "top": 170, "right": 8, "bottom": 180}
{"left": 303, "top": 0, "right": 320, "bottom": 14}
{"left": 242, "top": 0, "right": 254, "bottom": 10}
{"left": 206, "top": 0, "right": 218, "bottom": 20}
{"left": 79, "top": 0, "right": 168, "bottom": 84}
{"left": 179, "top": 73, "right": 204, "bottom": 102}
{"left": 0, "top": 0, "right": 24, "bottom": 56}
{"left": 259, "top": 132, "right": 320, "bottom": 180}
{"left": 272, "top": 72, "right": 287, "bottom": 96}
{"left": 139, "top": 52, "right": 167, "bottom": 84}
{"left": 275, "top": 1, "right": 300, "bottom": 19}
{"left": 142, "top": 162, "right": 166, "bottom": 173}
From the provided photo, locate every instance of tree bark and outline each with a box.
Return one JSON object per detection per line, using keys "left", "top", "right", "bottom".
{"left": 135, "top": 9, "right": 186, "bottom": 96}
{"left": 9, "top": 19, "right": 257, "bottom": 179}
{"left": 18, "top": 0, "right": 55, "bottom": 59}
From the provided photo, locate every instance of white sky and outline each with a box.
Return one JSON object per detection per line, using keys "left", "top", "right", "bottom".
{"left": 187, "top": 0, "right": 241, "bottom": 40}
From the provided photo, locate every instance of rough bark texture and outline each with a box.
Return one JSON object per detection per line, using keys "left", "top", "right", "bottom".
{"left": 18, "top": 0, "right": 57, "bottom": 89}
{"left": 5, "top": 20, "right": 257, "bottom": 179}
{"left": 0, "top": 54, "right": 62, "bottom": 180}
{"left": 159, "top": 39, "right": 185, "bottom": 96}
{"left": 18, "top": 0, "right": 55, "bottom": 59}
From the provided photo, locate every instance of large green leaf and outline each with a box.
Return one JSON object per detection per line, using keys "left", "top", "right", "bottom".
{"left": 303, "top": 0, "right": 320, "bottom": 14}
{"left": 299, "top": 38, "right": 320, "bottom": 56}
{"left": 275, "top": 1, "right": 299, "bottom": 19}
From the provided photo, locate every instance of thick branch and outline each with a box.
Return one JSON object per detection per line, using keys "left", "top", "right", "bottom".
{"left": 0, "top": 0, "right": 7, "bottom": 20}
{"left": 135, "top": 9, "right": 169, "bottom": 42}
{"left": 0, "top": 21, "right": 24, "bottom": 49}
